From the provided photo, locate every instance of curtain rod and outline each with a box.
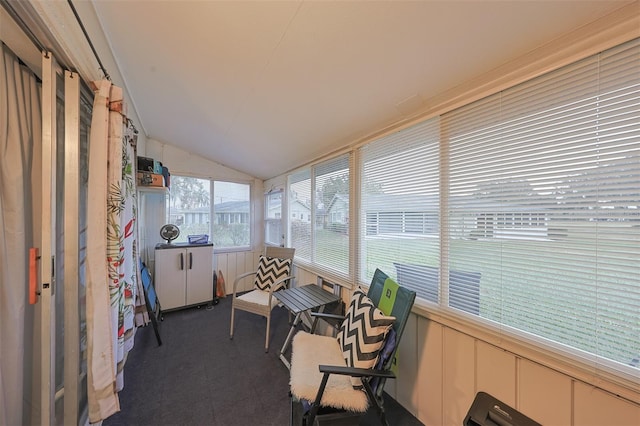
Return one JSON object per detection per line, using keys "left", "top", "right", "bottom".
{"left": 66, "top": 0, "right": 110, "bottom": 81}
{"left": 3, "top": 0, "right": 139, "bottom": 134}
{"left": 67, "top": 0, "right": 139, "bottom": 135}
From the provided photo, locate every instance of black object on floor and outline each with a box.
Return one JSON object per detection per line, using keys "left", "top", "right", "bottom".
{"left": 464, "top": 392, "right": 541, "bottom": 426}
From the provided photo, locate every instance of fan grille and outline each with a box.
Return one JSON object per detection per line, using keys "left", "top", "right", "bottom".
{"left": 160, "top": 224, "right": 180, "bottom": 243}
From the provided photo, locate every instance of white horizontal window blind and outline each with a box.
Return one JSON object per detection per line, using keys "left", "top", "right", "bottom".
{"left": 359, "top": 118, "right": 440, "bottom": 297}
{"left": 315, "top": 156, "right": 350, "bottom": 275}
{"left": 444, "top": 38, "right": 640, "bottom": 376}
{"left": 289, "top": 169, "right": 312, "bottom": 261}
{"left": 265, "top": 190, "right": 283, "bottom": 246}
{"left": 288, "top": 155, "right": 350, "bottom": 277}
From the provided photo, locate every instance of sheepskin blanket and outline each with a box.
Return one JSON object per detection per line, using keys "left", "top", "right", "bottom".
{"left": 289, "top": 331, "right": 369, "bottom": 413}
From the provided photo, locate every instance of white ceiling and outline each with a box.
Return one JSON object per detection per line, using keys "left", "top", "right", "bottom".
{"left": 90, "top": 1, "right": 631, "bottom": 180}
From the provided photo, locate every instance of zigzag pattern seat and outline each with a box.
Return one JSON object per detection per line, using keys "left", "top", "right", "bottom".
{"left": 229, "top": 246, "right": 295, "bottom": 352}
{"left": 289, "top": 268, "right": 416, "bottom": 426}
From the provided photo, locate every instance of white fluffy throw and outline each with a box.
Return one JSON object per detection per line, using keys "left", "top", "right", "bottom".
{"left": 289, "top": 331, "right": 369, "bottom": 412}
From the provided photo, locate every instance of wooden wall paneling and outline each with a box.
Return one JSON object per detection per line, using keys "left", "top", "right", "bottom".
{"left": 250, "top": 250, "right": 259, "bottom": 273}
{"left": 243, "top": 251, "right": 255, "bottom": 291}
{"left": 476, "top": 341, "right": 516, "bottom": 407}
{"left": 293, "top": 267, "right": 306, "bottom": 287}
{"left": 215, "top": 253, "right": 228, "bottom": 292}
{"left": 443, "top": 328, "right": 476, "bottom": 425}
{"left": 573, "top": 381, "right": 640, "bottom": 426}
{"left": 225, "top": 253, "right": 233, "bottom": 292}
{"left": 216, "top": 253, "right": 233, "bottom": 294}
{"left": 296, "top": 267, "right": 316, "bottom": 288}
{"left": 225, "top": 252, "right": 239, "bottom": 292}
{"left": 237, "top": 252, "right": 250, "bottom": 292}
{"left": 417, "top": 317, "right": 444, "bottom": 426}
{"left": 245, "top": 250, "right": 257, "bottom": 292}
{"left": 518, "top": 359, "right": 571, "bottom": 425}
{"left": 396, "top": 313, "right": 419, "bottom": 414}
{"left": 214, "top": 251, "right": 260, "bottom": 295}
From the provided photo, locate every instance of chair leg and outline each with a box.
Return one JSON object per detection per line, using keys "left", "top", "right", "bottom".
{"left": 364, "top": 383, "right": 389, "bottom": 426}
{"left": 307, "top": 372, "right": 330, "bottom": 426}
{"left": 265, "top": 314, "right": 270, "bottom": 352}
{"left": 229, "top": 306, "right": 235, "bottom": 340}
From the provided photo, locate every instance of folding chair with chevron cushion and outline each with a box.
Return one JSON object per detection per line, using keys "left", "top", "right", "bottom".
{"left": 229, "top": 246, "right": 295, "bottom": 352}
{"left": 289, "top": 268, "right": 416, "bottom": 426}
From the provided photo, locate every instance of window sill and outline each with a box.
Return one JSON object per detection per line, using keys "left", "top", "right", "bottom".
{"left": 213, "top": 246, "right": 251, "bottom": 254}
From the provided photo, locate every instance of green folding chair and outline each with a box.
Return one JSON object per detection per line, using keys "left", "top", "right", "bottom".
{"left": 289, "top": 268, "right": 416, "bottom": 426}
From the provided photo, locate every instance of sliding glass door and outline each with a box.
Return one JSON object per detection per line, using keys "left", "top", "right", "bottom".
{"left": 40, "top": 51, "right": 90, "bottom": 426}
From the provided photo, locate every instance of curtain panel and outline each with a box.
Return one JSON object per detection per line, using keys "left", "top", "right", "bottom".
{"left": 0, "top": 42, "right": 41, "bottom": 426}
{"left": 86, "top": 80, "right": 140, "bottom": 422}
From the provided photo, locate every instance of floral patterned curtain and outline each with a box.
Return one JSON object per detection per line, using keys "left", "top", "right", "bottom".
{"left": 87, "top": 80, "right": 141, "bottom": 422}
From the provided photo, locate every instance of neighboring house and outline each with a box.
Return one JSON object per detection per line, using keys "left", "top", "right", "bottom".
{"left": 326, "top": 193, "right": 349, "bottom": 225}
{"left": 364, "top": 193, "right": 439, "bottom": 236}
{"left": 170, "top": 201, "right": 250, "bottom": 226}
{"left": 171, "top": 205, "right": 210, "bottom": 226}
{"left": 449, "top": 197, "right": 550, "bottom": 240}
{"left": 364, "top": 191, "right": 555, "bottom": 240}
{"left": 267, "top": 200, "right": 281, "bottom": 219}
{"left": 214, "top": 200, "right": 250, "bottom": 225}
{"left": 290, "top": 198, "right": 311, "bottom": 223}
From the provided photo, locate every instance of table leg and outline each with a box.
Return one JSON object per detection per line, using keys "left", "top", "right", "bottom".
{"left": 279, "top": 311, "right": 303, "bottom": 369}
{"left": 309, "top": 304, "right": 329, "bottom": 334}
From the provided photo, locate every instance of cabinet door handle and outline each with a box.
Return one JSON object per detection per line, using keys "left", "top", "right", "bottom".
{"left": 180, "top": 252, "right": 184, "bottom": 270}
{"left": 189, "top": 252, "right": 193, "bottom": 269}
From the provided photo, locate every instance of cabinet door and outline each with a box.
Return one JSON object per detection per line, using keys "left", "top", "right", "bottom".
{"left": 155, "top": 248, "right": 187, "bottom": 310}
{"left": 185, "top": 246, "right": 213, "bottom": 305}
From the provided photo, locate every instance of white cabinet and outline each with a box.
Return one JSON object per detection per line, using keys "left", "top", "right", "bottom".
{"left": 154, "top": 243, "right": 214, "bottom": 310}
{"left": 137, "top": 187, "right": 169, "bottom": 268}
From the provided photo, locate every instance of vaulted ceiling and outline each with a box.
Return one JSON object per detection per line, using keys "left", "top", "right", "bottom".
{"left": 90, "top": 1, "right": 632, "bottom": 180}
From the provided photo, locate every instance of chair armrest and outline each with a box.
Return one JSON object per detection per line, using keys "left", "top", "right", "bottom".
{"left": 310, "top": 312, "right": 345, "bottom": 330}
{"left": 318, "top": 364, "right": 396, "bottom": 379}
{"left": 310, "top": 312, "right": 345, "bottom": 321}
{"left": 232, "top": 271, "right": 257, "bottom": 296}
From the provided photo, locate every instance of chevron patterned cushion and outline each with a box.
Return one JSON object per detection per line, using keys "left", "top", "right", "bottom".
{"left": 337, "top": 287, "right": 395, "bottom": 388}
{"left": 253, "top": 255, "right": 292, "bottom": 291}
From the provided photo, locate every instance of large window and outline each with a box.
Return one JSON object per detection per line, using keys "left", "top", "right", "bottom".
{"left": 169, "top": 176, "right": 211, "bottom": 242}
{"left": 169, "top": 176, "right": 250, "bottom": 249}
{"left": 289, "top": 155, "right": 350, "bottom": 277}
{"left": 359, "top": 119, "right": 441, "bottom": 300}
{"left": 444, "top": 38, "right": 640, "bottom": 375}
{"left": 213, "top": 181, "right": 250, "bottom": 248}
{"left": 283, "top": 38, "right": 639, "bottom": 382}
{"left": 356, "top": 38, "right": 639, "bottom": 379}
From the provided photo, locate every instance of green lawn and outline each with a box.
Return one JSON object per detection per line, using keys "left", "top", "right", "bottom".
{"left": 304, "top": 228, "right": 639, "bottom": 367}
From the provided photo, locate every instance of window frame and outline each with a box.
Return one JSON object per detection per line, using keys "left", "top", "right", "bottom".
{"left": 168, "top": 175, "right": 252, "bottom": 252}
{"left": 287, "top": 154, "right": 351, "bottom": 280}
